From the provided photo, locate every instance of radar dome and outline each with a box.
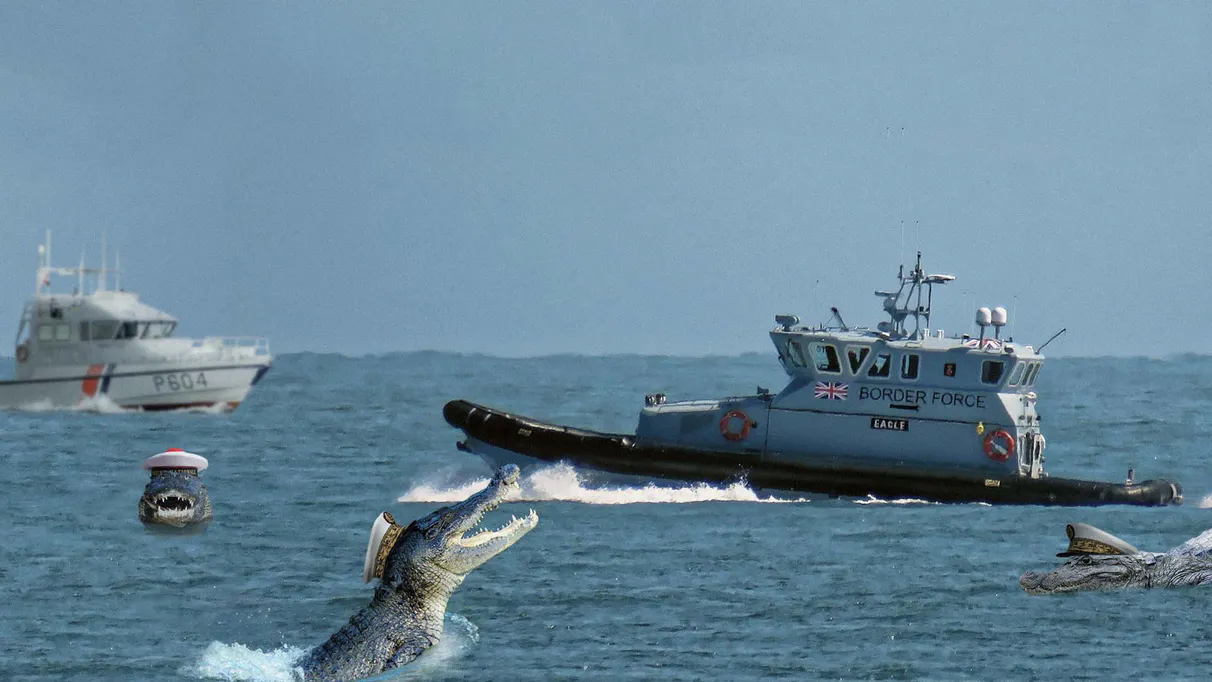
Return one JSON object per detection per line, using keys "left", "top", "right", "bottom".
{"left": 975, "top": 307, "right": 992, "bottom": 326}
{"left": 991, "top": 306, "right": 1008, "bottom": 327}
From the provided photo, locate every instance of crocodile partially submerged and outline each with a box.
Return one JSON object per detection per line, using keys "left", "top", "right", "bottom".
{"left": 138, "top": 449, "right": 212, "bottom": 527}
{"left": 299, "top": 464, "right": 537, "bottom": 682}
{"left": 1020, "top": 523, "right": 1212, "bottom": 594}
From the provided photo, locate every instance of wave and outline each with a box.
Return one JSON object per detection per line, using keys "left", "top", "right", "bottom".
{"left": 397, "top": 463, "right": 809, "bottom": 505}
{"left": 186, "top": 614, "right": 479, "bottom": 681}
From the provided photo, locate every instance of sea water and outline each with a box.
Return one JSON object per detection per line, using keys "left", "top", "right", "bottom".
{"left": 3, "top": 352, "right": 1212, "bottom": 681}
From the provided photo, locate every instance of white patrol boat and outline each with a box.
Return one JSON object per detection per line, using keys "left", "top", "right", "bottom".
{"left": 0, "top": 233, "right": 271, "bottom": 412}
{"left": 445, "top": 253, "right": 1181, "bottom": 506}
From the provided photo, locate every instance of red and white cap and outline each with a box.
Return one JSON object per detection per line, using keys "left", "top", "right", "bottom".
{"left": 142, "top": 448, "right": 209, "bottom": 472}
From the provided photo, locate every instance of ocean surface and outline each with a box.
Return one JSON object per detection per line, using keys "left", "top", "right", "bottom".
{"left": 4, "top": 352, "right": 1212, "bottom": 681}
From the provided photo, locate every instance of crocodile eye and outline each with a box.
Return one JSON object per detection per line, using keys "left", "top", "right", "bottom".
{"left": 425, "top": 526, "right": 439, "bottom": 540}
{"left": 1078, "top": 555, "right": 1093, "bottom": 565}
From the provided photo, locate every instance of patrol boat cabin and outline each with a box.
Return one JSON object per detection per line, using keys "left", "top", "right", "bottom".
{"left": 637, "top": 253, "right": 1045, "bottom": 479}
{"left": 1, "top": 233, "right": 272, "bottom": 411}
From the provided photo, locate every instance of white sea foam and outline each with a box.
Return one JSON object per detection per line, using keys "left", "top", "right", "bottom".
{"left": 186, "top": 641, "right": 308, "bottom": 681}
{"left": 398, "top": 463, "right": 809, "bottom": 505}
{"left": 8, "top": 394, "right": 129, "bottom": 414}
{"left": 74, "top": 394, "right": 130, "bottom": 414}
{"left": 1196, "top": 493, "right": 1212, "bottom": 509}
{"left": 854, "top": 495, "right": 943, "bottom": 506}
{"left": 186, "top": 614, "right": 479, "bottom": 681}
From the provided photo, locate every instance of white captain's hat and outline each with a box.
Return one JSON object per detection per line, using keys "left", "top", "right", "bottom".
{"left": 1057, "top": 522, "right": 1140, "bottom": 557}
{"left": 363, "top": 512, "right": 407, "bottom": 583}
{"left": 142, "top": 448, "right": 209, "bottom": 472}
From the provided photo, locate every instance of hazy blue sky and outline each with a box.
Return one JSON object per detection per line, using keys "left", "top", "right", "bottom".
{"left": 2, "top": 3, "right": 1209, "bottom": 357}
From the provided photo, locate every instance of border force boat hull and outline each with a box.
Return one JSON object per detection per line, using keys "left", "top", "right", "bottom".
{"left": 444, "top": 400, "right": 1182, "bottom": 507}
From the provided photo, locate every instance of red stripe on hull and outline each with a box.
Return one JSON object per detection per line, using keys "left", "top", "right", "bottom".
{"left": 81, "top": 364, "right": 106, "bottom": 397}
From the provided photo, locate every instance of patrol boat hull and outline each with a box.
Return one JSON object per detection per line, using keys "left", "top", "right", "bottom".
{"left": 0, "top": 361, "right": 270, "bottom": 412}
{"left": 444, "top": 400, "right": 1182, "bottom": 507}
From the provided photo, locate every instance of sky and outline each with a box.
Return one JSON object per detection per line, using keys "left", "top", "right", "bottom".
{"left": 1, "top": 3, "right": 1209, "bottom": 357}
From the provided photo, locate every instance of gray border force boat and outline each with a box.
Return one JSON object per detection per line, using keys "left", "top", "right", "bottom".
{"left": 444, "top": 254, "right": 1181, "bottom": 506}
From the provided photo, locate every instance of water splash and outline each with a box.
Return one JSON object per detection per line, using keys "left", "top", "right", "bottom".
{"left": 398, "top": 463, "right": 808, "bottom": 505}
{"left": 1196, "top": 493, "right": 1212, "bottom": 509}
{"left": 185, "top": 641, "right": 307, "bottom": 681}
{"left": 854, "top": 495, "right": 942, "bottom": 506}
{"left": 6, "top": 394, "right": 130, "bottom": 414}
{"left": 186, "top": 614, "right": 479, "bottom": 681}
{"left": 75, "top": 394, "right": 131, "bottom": 414}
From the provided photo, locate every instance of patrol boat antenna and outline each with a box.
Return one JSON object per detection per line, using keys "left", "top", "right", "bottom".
{"left": 875, "top": 251, "right": 955, "bottom": 340}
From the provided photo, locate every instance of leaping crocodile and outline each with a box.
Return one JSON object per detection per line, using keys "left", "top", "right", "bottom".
{"left": 298, "top": 464, "right": 537, "bottom": 682}
{"left": 1020, "top": 522, "right": 1212, "bottom": 594}
{"left": 138, "top": 449, "right": 212, "bottom": 527}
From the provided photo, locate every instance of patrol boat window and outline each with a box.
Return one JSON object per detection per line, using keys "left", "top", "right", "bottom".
{"left": 1007, "top": 362, "right": 1026, "bottom": 386}
{"left": 812, "top": 343, "right": 841, "bottom": 373}
{"left": 867, "top": 353, "right": 892, "bottom": 378}
{"left": 89, "top": 320, "right": 119, "bottom": 341}
{"left": 846, "top": 346, "right": 870, "bottom": 374}
{"left": 787, "top": 340, "right": 807, "bottom": 368}
{"left": 982, "top": 360, "right": 1005, "bottom": 384}
{"left": 114, "top": 321, "right": 139, "bottom": 340}
{"left": 900, "top": 353, "right": 920, "bottom": 380}
{"left": 141, "top": 321, "right": 177, "bottom": 339}
{"left": 1024, "top": 363, "right": 1042, "bottom": 386}
{"left": 38, "top": 324, "right": 71, "bottom": 342}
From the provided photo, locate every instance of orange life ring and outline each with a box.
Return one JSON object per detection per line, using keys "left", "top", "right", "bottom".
{"left": 15, "top": 343, "right": 28, "bottom": 363}
{"left": 984, "top": 429, "right": 1015, "bottom": 462}
{"left": 719, "top": 409, "right": 753, "bottom": 442}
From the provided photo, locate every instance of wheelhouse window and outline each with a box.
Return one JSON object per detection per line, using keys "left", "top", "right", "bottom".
{"left": 38, "top": 324, "right": 70, "bottom": 342}
{"left": 1024, "top": 363, "right": 1042, "bottom": 386}
{"left": 982, "top": 360, "right": 1005, "bottom": 384}
{"left": 1007, "top": 363, "right": 1026, "bottom": 386}
{"left": 867, "top": 352, "right": 892, "bottom": 378}
{"left": 900, "top": 353, "right": 920, "bottom": 380}
{"left": 114, "top": 321, "right": 139, "bottom": 340}
{"left": 90, "top": 320, "right": 119, "bottom": 341}
{"left": 846, "top": 346, "right": 870, "bottom": 374}
{"left": 811, "top": 343, "right": 841, "bottom": 373}
{"left": 141, "top": 321, "right": 177, "bottom": 339}
{"left": 787, "top": 340, "right": 807, "bottom": 368}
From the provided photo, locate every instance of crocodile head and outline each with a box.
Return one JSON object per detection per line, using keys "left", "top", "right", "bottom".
{"left": 375, "top": 464, "right": 537, "bottom": 591}
{"left": 1019, "top": 553, "right": 1154, "bottom": 594}
{"left": 138, "top": 469, "right": 212, "bottom": 527}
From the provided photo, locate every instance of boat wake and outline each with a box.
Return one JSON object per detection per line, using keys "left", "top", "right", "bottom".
{"left": 5, "top": 394, "right": 131, "bottom": 414}
{"left": 854, "top": 495, "right": 947, "bottom": 506}
{"left": 186, "top": 614, "right": 479, "bottom": 681}
{"left": 5, "top": 395, "right": 231, "bottom": 415}
{"left": 398, "top": 463, "right": 809, "bottom": 505}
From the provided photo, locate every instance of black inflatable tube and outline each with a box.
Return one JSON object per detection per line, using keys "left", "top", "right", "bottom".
{"left": 443, "top": 400, "right": 1182, "bottom": 507}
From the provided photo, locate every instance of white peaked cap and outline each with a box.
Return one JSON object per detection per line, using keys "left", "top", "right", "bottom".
{"left": 1057, "top": 522, "right": 1140, "bottom": 557}
{"left": 142, "top": 448, "right": 209, "bottom": 471}
{"left": 363, "top": 512, "right": 405, "bottom": 583}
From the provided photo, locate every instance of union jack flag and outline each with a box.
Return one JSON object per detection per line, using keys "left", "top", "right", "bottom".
{"left": 814, "top": 381, "right": 848, "bottom": 400}
{"left": 963, "top": 338, "right": 1002, "bottom": 351}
